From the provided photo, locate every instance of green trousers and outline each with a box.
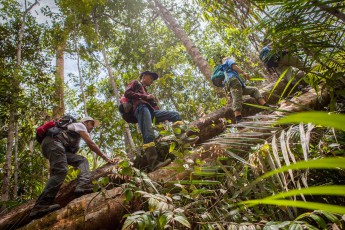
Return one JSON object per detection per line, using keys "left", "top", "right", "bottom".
{"left": 226, "top": 77, "right": 263, "bottom": 112}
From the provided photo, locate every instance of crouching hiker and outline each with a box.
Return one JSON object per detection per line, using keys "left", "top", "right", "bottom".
{"left": 30, "top": 116, "right": 115, "bottom": 219}
{"left": 124, "top": 71, "right": 197, "bottom": 172}
{"left": 222, "top": 57, "right": 271, "bottom": 123}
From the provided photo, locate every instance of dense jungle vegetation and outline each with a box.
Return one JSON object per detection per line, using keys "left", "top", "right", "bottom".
{"left": 0, "top": 0, "right": 344, "bottom": 229}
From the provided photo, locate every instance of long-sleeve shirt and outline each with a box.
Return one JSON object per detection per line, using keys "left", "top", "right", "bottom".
{"left": 124, "top": 80, "right": 159, "bottom": 112}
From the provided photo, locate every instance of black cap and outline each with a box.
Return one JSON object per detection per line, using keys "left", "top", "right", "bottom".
{"left": 139, "top": 71, "right": 159, "bottom": 80}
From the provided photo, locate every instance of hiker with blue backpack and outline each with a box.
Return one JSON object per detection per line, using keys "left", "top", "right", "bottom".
{"left": 259, "top": 40, "right": 310, "bottom": 83}
{"left": 30, "top": 116, "right": 115, "bottom": 219}
{"left": 220, "top": 57, "right": 269, "bottom": 123}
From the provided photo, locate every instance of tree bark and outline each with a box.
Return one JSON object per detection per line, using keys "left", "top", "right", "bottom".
{"left": 13, "top": 122, "right": 19, "bottom": 200}
{"left": 20, "top": 187, "right": 125, "bottom": 230}
{"left": 1, "top": 112, "right": 15, "bottom": 201}
{"left": 187, "top": 80, "right": 289, "bottom": 143}
{"left": 0, "top": 163, "right": 117, "bottom": 229}
{"left": 53, "top": 40, "right": 66, "bottom": 118}
{"left": 151, "top": 0, "right": 213, "bottom": 81}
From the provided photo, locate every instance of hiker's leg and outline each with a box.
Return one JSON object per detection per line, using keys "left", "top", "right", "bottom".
{"left": 36, "top": 137, "right": 68, "bottom": 205}
{"left": 66, "top": 152, "right": 90, "bottom": 187}
{"left": 276, "top": 65, "right": 294, "bottom": 82}
{"left": 243, "top": 87, "right": 266, "bottom": 105}
{"left": 153, "top": 110, "right": 181, "bottom": 123}
{"left": 135, "top": 103, "right": 154, "bottom": 144}
{"left": 279, "top": 54, "right": 309, "bottom": 72}
{"left": 228, "top": 78, "right": 243, "bottom": 113}
{"left": 228, "top": 78, "right": 243, "bottom": 122}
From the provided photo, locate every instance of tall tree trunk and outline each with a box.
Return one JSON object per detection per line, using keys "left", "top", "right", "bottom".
{"left": 74, "top": 31, "right": 88, "bottom": 116}
{"left": 151, "top": 0, "right": 213, "bottom": 81}
{"left": 1, "top": 0, "right": 39, "bottom": 201}
{"left": 94, "top": 20, "right": 135, "bottom": 153}
{"left": 53, "top": 40, "right": 66, "bottom": 118}
{"left": 13, "top": 122, "right": 19, "bottom": 200}
{"left": 1, "top": 112, "right": 15, "bottom": 201}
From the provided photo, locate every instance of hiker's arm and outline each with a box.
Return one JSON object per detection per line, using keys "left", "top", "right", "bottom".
{"left": 79, "top": 131, "right": 114, "bottom": 164}
{"left": 232, "top": 64, "right": 250, "bottom": 81}
{"left": 124, "top": 81, "right": 148, "bottom": 99}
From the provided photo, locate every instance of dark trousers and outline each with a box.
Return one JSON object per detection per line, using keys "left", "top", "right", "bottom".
{"left": 35, "top": 136, "right": 90, "bottom": 205}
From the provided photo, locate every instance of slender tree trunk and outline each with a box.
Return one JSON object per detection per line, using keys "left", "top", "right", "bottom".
{"left": 53, "top": 40, "right": 66, "bottom": 118}
{"left": 1, "top": 112, "right": 15, "bottom": 201}
{"left": 151, "top": 0, "right": 213, "bottom": 80}
{"left": 13, "top": 123, "right": 19, "bottom": 200}
{"left": 94, "top": 20, "right": 135, "bottom": 153}
{"left": 1, "top": 0, "right": 39, "bottom": 201}
{"left": 74, "top": 31, "right": 88, "bottom": 116}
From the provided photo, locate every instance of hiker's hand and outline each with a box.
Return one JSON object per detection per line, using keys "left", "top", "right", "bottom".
{"left": 105, "top": 158, "right": 116, "bottom": 164}
{"left": 243, "top": 72, "right": 250, "bottom": 81}
{"left": 146, "top": 94, "right": 155, "bottom": 100}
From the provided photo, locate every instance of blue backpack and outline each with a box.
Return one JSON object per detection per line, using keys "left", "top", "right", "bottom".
{"left": 211, "top": 65, "right": 226, "bottom": 87}
{"left": 259, "top": 46, "right": 279, "bottom": 69}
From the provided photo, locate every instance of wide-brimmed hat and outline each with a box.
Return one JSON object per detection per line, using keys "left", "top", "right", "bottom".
{"left": 139, "top": 71, "right": 159, "bottom": 80}
{"left": 80, "top": 116, "right": 100, "bottom": 127}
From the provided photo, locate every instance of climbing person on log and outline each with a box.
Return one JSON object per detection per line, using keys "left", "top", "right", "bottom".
{"left": 259, "top": 39, "right": 310, "bottom": 84}
{"left": 124, "top": 71, "right": 197, "bottom": 172}
{"left": 222, "top": 57, "right": 270, "bottom": 123}
{"left": 30, "top": 116, "right": 115, "bottom": 219}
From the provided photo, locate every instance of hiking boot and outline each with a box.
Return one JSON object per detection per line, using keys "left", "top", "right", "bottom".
{"left": 75, "top": 184, "right": 94, "bottom": 196}
{"left": 172, "top": 121, "right": 185, "bottom": 127}
{"left": 144, "top": 145, "right": 171, "bottom": 172}
{"left": 29, "top": 203, "right": 60, "bottom": 219}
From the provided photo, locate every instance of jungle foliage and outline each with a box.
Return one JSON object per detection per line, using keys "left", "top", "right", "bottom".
{"left": 0, "top": 0, "right": 344, "bottom": 229}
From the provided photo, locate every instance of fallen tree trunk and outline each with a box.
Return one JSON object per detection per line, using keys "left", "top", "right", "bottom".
{"left": 188, "top": 80, "right": 288, "bottom": 143}
{"left": 1, "top": 82, "right": 328, "bottom": 230}
{"left": 0, "top": 163, "right": 117, "bottom": 230}
{"left": 19, "top": 187, "right": 125, "bottom": 230}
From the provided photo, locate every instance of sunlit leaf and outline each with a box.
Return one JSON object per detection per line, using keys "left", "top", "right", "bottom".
{"left": 277, "top": 112, "right": 345, "bottom": 130}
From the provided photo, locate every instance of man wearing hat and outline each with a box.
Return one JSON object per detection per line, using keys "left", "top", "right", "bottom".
{"left": 124, "top": 71, "right": 182, "bottom": 171}
{"left": 30, "top": 116, "right": 114, "bottom": 218}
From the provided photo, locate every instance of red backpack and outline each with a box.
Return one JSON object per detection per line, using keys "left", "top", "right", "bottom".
{"left": 118, "top": 96, "right": 138, "bottom": 124}
{"left": 35, "top": 115, "right": 77, "bottom": 144}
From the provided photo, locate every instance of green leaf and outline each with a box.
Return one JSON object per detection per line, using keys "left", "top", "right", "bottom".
{"left": 276, "top": 112, "right": 345, "bottom": 130}
{"left": 159, "top": 130, "right": 172, "bottom": 136}
{"left": 308, "top": 213, "right": 326, "bottom": 229}
{"left": 255, "top": 158, "right": 345, "bottom": 182}
{"left": 239, "top": 199, "right": 345, "bottom": 215}
{"left": 263, "top": 186, "right": 345, "bottom": 200}
{"left": 124, "top": 189, "right": 133, "bottom": 202}
{"left": 173, "top": 127, "right": 181, "bottom": 134}
{"left": 314, "top": 210, "right": 340, "bottom": 224}
{"left": 288, "top": 223, "right": 303, "bottom": 230}
{"left": 169, "top": 142, "right": 176, "bottom": 153}
{"left": 173, "top": 215, "right": 191, "bottom": 228}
